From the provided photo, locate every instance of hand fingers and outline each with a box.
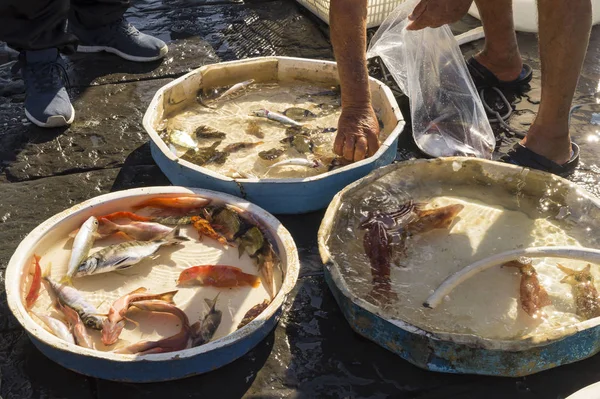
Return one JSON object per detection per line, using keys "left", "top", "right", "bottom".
{"left": 343, "top": 135, "right": 356, "bottom": 161}
{"left": 408, "top": 0, "right": 428, "bottom": 21}
{"left": 406, "top": 15, "right": 431, "bottom": 31}
{"left": 333, "top": 131, "right": 345, "bottom": 156}
{"left": 366, "top": 132, "right": 380, "bottom": 157}
{"left": 354, "top": 136, "right": 368, "bottom": 161}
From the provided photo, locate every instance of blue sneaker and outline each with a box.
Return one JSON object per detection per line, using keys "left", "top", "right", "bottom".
{"left": 18, "top": 49, "right": 74, "bottom": 128}
{"left": 71, "top": 18, "right": 168, "bottom": 62}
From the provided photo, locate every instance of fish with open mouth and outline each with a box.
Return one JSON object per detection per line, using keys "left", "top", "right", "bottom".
{"left": 503, "top": 259, "right": 552, "bottom": 318}
{"left": 558, "top": 263, "right": 600, "bottom": 320}
{"left": 195, "top": 125, "right": 227, "bottom": 140}
{"left": 74, "top": 227, "right": 189, "bottom": 278}
{"left": 251, "top": 109, "right": 303, "bottom": 127}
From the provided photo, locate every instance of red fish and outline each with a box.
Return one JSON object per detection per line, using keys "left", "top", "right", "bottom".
{"left": 25, "top": 254, "right": 42, "bottom": 309}
{"left": 102, "top": 287, "right": 178, "bottom": 345}
{"left": 191, "top": 216, "right": 230, "bottom": 246}
{"left": 177, "top": 265, "right": 260, "bottom": 288}
{"left": 132, "top": 196, "right": 211, "bottom": 211}
{"left": 96, "top": 211, "right": 152, "bottom": 222}
{"left": 503, "top": 260, "right": 552, "bottom": 318}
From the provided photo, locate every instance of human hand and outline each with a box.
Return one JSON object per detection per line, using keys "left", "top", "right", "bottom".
{"left": 406, "top": 0, "right": 473, "bottom": 31}
{"left": 334, "top": 105, "right": 381, "bottom": 162}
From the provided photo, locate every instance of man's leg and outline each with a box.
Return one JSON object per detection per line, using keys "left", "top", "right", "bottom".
{"left": 0, "top": 0, "right": 75, "bottom": 127}
{"left": 472, "top": 0, "right": 523, "bottom": 82}
{"left": 522, "top": 0, "right": 592, "bottom": 165}
{"left": 70, "top": 0, "right": 168, "bottom": 62}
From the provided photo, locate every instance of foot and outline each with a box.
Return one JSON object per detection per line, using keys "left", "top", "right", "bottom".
{"left": 70, "top": 18, "right": 168, "bottom": 62}
{"left": 521, "top": 125, "right": 573, "bottom": 165}
{"left": 474, "top": 49, "right": 523, "bottom": 83}
{"left": 19, "top": 49, "right": 74, "bottom": 128}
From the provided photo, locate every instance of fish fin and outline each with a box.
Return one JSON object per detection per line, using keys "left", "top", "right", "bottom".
{"left": 557, "top": 263, "right": 575, "bottom": 275}
{"left": 116, "top": 264, "right": 134, "bottom": 270}
{"left": 158, "top": 290, "right": 178, "bottom": 305}
{"left": 123, "top": 315, "right": 141, "bottom": 328}
{"left": 129, "top": 287, "right": 148, "bottom": 295}
{"left": 68, "top": 229, "right": 79, "bottom": 238}
{"left": 204, "top": 292, "right": 221, "bottom": 311}
{"left": 190, "top": 321, "right": 202, "bottom": 336}
{"left": 160, "top": 226, "right": 190, "bottom": 244}
{"left": 59, "top": 276, "right": 73, "bottom": 286}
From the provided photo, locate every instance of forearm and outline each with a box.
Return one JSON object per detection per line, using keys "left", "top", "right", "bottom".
{"left": 330, "top": 0, "right": 371, "bottom": 108}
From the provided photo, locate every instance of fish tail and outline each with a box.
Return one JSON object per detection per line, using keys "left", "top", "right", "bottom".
{"left": 160, "top": 226, "right": 190, "bottom": 244}
{"left": 158, "top": 290, "right": 178, "bottom": 304}
{"left": 59, "top": 276, "right": 73, "bottom": 286}
{"left": 204, "top": 292, "right": 220, "bottom": 311}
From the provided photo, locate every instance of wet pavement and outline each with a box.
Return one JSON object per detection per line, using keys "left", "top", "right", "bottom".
{"left": 0, "top": 0, "right": 600, "bottom": 398}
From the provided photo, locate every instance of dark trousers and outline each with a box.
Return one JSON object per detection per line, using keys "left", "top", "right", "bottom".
{"left": 0, "top": 0, "right": 130, "bottom": 51}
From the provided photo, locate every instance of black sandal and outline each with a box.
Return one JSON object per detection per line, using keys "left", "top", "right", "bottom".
{"left": 467, "top": 56, "right": 533, "bottom": 90}
{"left": 500, "top": 142, "right": 580, "bottom": 177}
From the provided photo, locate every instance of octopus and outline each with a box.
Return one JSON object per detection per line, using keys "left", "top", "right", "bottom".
{"left": 503, "top": 259, "right": 552, "bottom": 318}
{"left": 359, "top": 201, "right": 464, "bottom": 303}
{"left": 558, "top": 263, "right": 600, "bottom": 320}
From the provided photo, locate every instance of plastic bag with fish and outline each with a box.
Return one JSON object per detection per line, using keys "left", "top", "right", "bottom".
{"left": 367, "top": 0, "right": 494, "bottom": 158}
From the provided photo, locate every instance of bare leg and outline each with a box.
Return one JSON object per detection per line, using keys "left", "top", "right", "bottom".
{"left": 522, "top": 0, "right": 592, "bottom": 164}
{"left": 473, "top": 0, "right": 523, "bottom": 81}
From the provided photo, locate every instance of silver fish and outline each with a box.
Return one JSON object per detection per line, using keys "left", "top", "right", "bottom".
{"left": 269, "top": 158, "right": 321, "bottom": 168}
{"left": 41, "top": 267, "right": 104, "bottom": 330}
{"left": 64, "top": 216, "right": 99, "bottom": 284}
{"left": 74, "top": 227, "right": 189, "bottom": 277}
{"left": 200, "top": 79, "right": 255, "bottom": 108}
{"left": 191, "top": 294, "right": 222, "bottom": 347}
{"left": 252, "top": 109, "right": 303, "bottom": 127}
{"left": 34, "top": 312, "right": 75, "bottom": 344}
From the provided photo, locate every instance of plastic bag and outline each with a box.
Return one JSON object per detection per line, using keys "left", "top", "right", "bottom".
{"left": 367, "top": 0, "right": 495, "bottom": 159}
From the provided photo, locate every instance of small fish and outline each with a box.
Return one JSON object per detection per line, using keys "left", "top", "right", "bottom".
{"left": 252, "top": 242, "right": 278, "bottom": 299}
{"left": 211, "top": 79, "right": 255, "bottom": 103}
{"left": 238, "top": 300, "right": 270, "bottom": 329}
{"left": 25, "top": 254, "right": 42, "bottom": 309}
{"left": 258, "top": 148, "right": 284, "bottom": 161}
{"left": 102, "top": 287, "right": 178, "bottom": 345}
{"left": 322, "top": 127, "right": 337, "bottom": 133}
{"left": 41, "top": 265, "right": 104, "bottom": 330}
{"left": 169, "top": 129, "right": 197, "bottom": 149}
{"left": 328, "top": 157, "right": 351, "bottom": 171}
{"left": 191, "top": 294, "right": 222, "bottom": 347}
{"left": 282, "top": 107, "right": 317, "bottom": 120}
{"left": 96, "top": 211, "right": 151, "bottom": 222}
{"left": 236, "top": 226, "right": 264, "bottom": 258}
{"left": 223, "top": 141, "right": 263, "bottom": 153}
{"left": 114, "top": 328, "right": 190, "bottom": 355}
{"left": 190, "top": 216, "right": 229, "bottom": 246}
{"left": 252, "top": 109, "right": 303, "bottom": 127}
{"left": 503, "top": 260, "right": 552, "bottom": 318}
{"left": 195, "top": 126, "right": 227, "bottom": 140}
{"left": 558, "top": 264, "right": 600, "bottom": 320}
{"left": 212, "top": 208, "right": 243, "bottom": 241}
{"left": 34, "top": 313, "right": 75, "bottom": 344}
{"left": 63, "top": 216, "right": 99, "bottom": 284}
{"left": 269, "top": 158, "right": 321, "bottom": 169}
{"left": 115, "top": 300, "right": 191, "bottom": 354}
{"left": 181, "top": 141, "right": 227, "bottom": 166}
{"left": 59, "top": 303, "right": 94, "bottom": 349}
{"left": 133, "top": 196, "right": 211, "bottom": 211}
{"left": 177, "top": 265, "right": 260, "bottom": 288}
{"left": 246, "top": 121, "right": 264, "bottom": 139}
{"left": 151, "top": 216, "right": 194, "bottom": 225}
{"left": 99, "top": 218, "right": 174, "bottom": 241}
{"left": 405, "top": 204, "right": 465, "bottom": 235}
{"left": 74, "top": 227, "right": 189, "bottom": 278}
